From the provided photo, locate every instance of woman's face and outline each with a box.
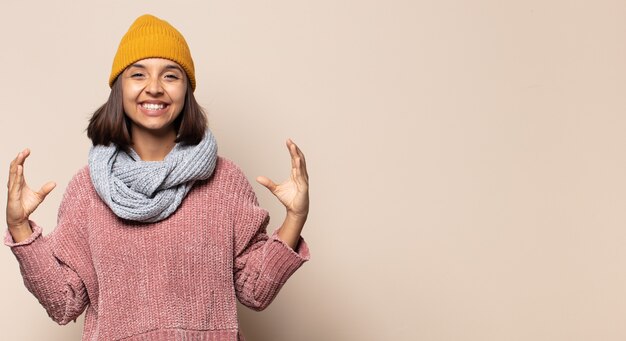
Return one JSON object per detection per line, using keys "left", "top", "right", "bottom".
{"left": 121, "top": 58, "right": 187, "bottom": 135}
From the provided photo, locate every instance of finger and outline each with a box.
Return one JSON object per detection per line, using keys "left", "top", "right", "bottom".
{"left": 15, "top": 148, "right": 30, "bottom": 167}
{"left": 7, "top": 161, "right": 15, "bottom": 190}
{"left": 7, "top": 163, "right": 16, "bottom": 195}
{"left": 8, "top": 152, "right": 20, "bottom": 193}
{"left": 293, "top": 154, "right": 301, "bottom": 178}
{"left": 287, "top": 139, "right": 306, "bottom": 166}
{"left": 286, "top": 139, "right": 299, "bottom": 169}
{"left": 289, "top": 139, "right": 302, "bottom": 155}
{"left": 9, "top": 149, "right": 27, "bottom": 168}
{"left": 10, "top": 148, "right": 30, "bottom": 181}
{"left": 295, "top": 145, "right": 306, "bottom": 164}
{"left": 291, "top": 165, "right": 300, "bottom": 184}
{"left": 12, "top": 164, "right": 24, "bottom": 198}
{"left": 289, "top": 139, "right": 309, "bottom": 180}
{"left": 9, "top": 152, "right": 16, "bottom": 170}
{"left": 256, "top": 176, "right": 277, "bottom": 192}
{"left": 294, "top": 143, "right": 308, "bottom": 179}
{"left": 292, "top": 158, "right": 308, "bottom": 187}
{"left": 16, "top": 149, "right": 32, "bottom": 188}
{"left": 7, "top": 151, "right": 21, "bottom": 189}
{"left": 288, "top": 140, "right": 303, "bottom": 173}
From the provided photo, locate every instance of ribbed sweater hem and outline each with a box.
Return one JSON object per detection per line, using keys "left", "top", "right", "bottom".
{"left": 118, "top": 328, "right": 241, "bottom": 341}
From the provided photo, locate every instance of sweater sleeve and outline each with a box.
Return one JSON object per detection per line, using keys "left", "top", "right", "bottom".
{"left": 229, "top": 165, "right": 310, "bottom": 311}
{"left": 4, "top": 170, "right": 93, "bottom": 324}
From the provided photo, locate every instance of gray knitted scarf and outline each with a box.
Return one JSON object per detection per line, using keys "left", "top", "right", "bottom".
{"left": 88, "top": 129, "right": 218, "bottom": 223}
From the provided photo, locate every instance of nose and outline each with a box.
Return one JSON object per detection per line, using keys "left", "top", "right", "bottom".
{"left": 145, "top": 77, "right": 164, "bottom": 96}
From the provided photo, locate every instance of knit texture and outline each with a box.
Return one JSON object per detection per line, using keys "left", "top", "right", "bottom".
{"left": 109, "top": 14, "right": 196, "bottom": 90}
{"left": 88, "top": 128, "right": 218, "bottom": 223}
{"left": 5, "top": 157, "right": 309, "bottom": 341}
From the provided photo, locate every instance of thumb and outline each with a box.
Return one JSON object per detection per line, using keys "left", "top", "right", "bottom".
{"left": 38, "top": 181, "right": 57, "bottom": 200}
{"left": 256, "top": 176, "right": 277, "bottom": 192}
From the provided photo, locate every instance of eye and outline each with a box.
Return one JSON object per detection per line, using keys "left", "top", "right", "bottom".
{"left": 164, "top": 74, "right": 180, "bottom": 80}
{"left": 130, "top": 72, "right": 144, "bottom": 78}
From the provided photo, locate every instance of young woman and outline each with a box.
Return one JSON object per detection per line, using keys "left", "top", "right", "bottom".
{"left": 5, "top": 14, "right": 309, "bottom": 341}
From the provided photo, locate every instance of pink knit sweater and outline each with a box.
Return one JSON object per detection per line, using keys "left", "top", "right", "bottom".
{"left": 5, "top": 157, "right": 309, "bottom": 341}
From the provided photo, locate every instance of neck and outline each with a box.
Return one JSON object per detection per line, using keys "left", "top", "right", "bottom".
{"left": 130, "top": 127, "right": 177, "bottom": 161}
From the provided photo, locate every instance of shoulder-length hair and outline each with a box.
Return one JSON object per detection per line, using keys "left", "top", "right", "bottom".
{"left": 87, "top": 77, "right": 207, "bottom": 152}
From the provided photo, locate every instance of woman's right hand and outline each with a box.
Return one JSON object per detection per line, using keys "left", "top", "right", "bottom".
{"left": 6, "top": 149, "right": 56, "bottom": 242}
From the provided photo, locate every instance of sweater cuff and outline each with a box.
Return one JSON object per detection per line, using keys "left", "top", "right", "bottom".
{"left": 5, "top": 221, "right": 55, "bottom": 278}
{"left": 4, "top": 220, "right": 42, "bottom": 247}
{"left": 262, "top": 230, "right": 310, "bottom": 284}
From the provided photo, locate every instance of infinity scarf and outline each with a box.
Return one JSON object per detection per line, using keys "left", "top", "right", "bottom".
{"left": 88, "top": 129, "right": 218, "bottom": 223}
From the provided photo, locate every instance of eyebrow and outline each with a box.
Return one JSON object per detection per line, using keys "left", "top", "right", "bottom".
{"left": 129, "top": 63, "right": 184, "bottom": 73}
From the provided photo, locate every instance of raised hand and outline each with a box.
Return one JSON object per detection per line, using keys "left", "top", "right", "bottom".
{"left": 6, "top": 149, "right": 56, "bottom": 241}
{"left": 256, "top": 139, "right": 309, "bottom": 219}
{"left": 256, "top": 139, "right": 309, "bottom": 249}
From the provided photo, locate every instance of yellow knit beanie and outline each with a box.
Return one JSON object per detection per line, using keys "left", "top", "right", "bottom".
{"left": 109, "top": 14, "right": 196, "bottom": 91}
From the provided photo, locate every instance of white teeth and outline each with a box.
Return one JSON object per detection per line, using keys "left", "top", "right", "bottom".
{"left": 142, "top": 103, "right": 165, "bottom": 110}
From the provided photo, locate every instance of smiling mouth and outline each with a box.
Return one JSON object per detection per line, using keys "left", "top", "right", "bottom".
{"left": 141, "top": 103, "right": 167, "bottom": 110}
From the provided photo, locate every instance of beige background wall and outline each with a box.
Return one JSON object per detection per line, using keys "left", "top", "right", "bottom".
{"left": 1, "top": 1, "right": 626, "bottom": 340}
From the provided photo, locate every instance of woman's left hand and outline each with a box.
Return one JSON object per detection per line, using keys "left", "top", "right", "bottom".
{"left": 256, "top": 139, "right": 309, "bottom": 221}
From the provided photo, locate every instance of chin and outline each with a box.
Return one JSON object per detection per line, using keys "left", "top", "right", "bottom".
{"left": 133, "top": 121, "right": 176, "bottom": 134}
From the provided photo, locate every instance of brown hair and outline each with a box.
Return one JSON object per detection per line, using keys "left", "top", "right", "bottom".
{"left": 87, "top": 77, "right": 207, "bottom": 152}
